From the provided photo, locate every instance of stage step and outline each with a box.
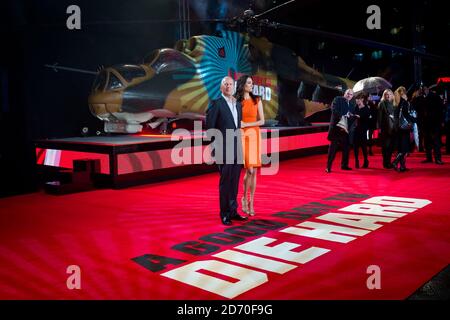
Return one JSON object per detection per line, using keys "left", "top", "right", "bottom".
{"left": 44, "top": 159, "right": 100, "bottom": 195}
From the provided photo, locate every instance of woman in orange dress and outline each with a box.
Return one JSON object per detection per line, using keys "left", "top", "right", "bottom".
{"left": 234, "top": 75, "right": 265, "bottom": 216}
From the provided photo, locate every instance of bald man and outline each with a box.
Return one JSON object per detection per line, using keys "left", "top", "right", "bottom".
{"left": 206, "top": 77, "right": 248, "bottom": 225}
{"left": 326, "top": 89, "right": 356, "bottom": 173}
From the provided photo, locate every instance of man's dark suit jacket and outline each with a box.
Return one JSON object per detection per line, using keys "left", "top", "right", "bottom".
{"left": 205, "top": 96, "right": 242, "bottom": 164}
{"left": 327, "top": 96, "right": 356, "bottom": 141}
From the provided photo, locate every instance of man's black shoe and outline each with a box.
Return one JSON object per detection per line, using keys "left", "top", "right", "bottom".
{"left": 421, "top": 159, "right": 432, "bottom": 163}
{"left": 231, "top": 215, "right": 248, "bottom": 221}
{"left": 222, "top": 218, "right": 232, "bottom": 226}
{"left": 325, "top": 168, "right": 331, "bottom": 173}
{"left": 362, "top": 160, "right": 369, "bottom": 168}
{"left": 341, "top": 166, "right": 352, "bottom": 170}
{"left": 435, "top": 160, "right": 444, "bottom": 165}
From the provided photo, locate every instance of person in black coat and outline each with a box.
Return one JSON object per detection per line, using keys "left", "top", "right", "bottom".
{"left": 378, "top": 89, "right": 397, "bottom": 168}
{"left": 206, "top": 76, "right": 248, "bottom": 225}
{"left": 421, "top": 87, "right": 445, "bottom": 164}
{"left": 353, "top": 93, "right": 371, "bottom": 168}
{"left": 392, "top": 86, "right": 416, "bottom": 172}
{"left": 325, "top": 89, "right": 356, "bottom": 172}
{"left": 445, "top": 98, "right": 450, "bottom": 154}
{"left": 411, "top": 87, "right": 427, "bottom": 152}
{"left": 367, "top": 98, "right": 378, "bottom": 155}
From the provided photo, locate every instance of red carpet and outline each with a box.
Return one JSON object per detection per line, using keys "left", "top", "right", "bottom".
{"left": 1, "top": 149, "right": 449, "bottom": 299}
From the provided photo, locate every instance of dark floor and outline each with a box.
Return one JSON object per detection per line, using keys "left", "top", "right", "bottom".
{"left": 408, "top": 264, "right": 450, "bottom": 300}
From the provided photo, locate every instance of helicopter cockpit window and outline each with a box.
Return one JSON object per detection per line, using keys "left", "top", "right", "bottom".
{"left": 114, "top": 65, "right": 146, "bottom": 83}
{"left": 145, "top": 49, "right": 193, "bottom": 74}
{"left": 106, "top": 73, "right": 123, "bottom": 90}
{"left": 297, "top": 82, "right": 316, "bottom": 100}
{"left": 92, "top": 70, "right": 107, "bottom": 91}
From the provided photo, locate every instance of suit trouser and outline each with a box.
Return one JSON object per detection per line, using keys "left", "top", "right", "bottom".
{"left": 368, "top": 128, "right": 375, "bottom": 152}
{"left": 327, "top": 131, "right": 350, "bottom": 170}
{"left": 218, "top": 163, "right": 242, "bottom": 221}
{"left": 424, "top": 129, "right": 442, "bottom": 161}
{"left": 354, "top": 138, "right": 368, "bottom": 165}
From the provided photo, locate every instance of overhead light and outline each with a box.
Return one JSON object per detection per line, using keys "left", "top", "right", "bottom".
{"left": 390, "top": 26, "right": 403, "bottom": 35}
{"left": 354, "top": 53, "right": 364, "bottom": 62}
{"left": 371, "top": 51, "right": 383, "bottom": 60}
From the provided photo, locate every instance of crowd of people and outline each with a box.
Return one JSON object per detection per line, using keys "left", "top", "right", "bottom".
{"left": 326, "top": 84, "right": 449, "bottom": 173}
{"left": 206, "top": 75, "right": 448, "bottom": 225}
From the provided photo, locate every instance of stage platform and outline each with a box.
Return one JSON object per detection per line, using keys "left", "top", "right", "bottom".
{"left": 35, "top": 124, "right": 330, "bottom": 188}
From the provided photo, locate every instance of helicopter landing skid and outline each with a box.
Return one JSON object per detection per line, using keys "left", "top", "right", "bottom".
{"left": 104, "top": 122, "right": 143, "bottom": 134}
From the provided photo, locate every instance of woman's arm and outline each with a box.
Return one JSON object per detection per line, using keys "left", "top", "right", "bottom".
{"left": 241, "top": 99, "right": 265, "bottom": 128}
{"left": 403, "top": 101, "right": 417, "bottom": 123}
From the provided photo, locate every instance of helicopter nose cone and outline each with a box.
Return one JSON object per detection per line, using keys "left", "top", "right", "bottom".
{"left": 88, "top": 90, "right": 123, "bottom": 120}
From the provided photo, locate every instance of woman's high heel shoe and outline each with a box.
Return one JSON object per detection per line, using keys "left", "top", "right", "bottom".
{"left": 248, "top": 200, "right": 255, "bottom": 216}
{"left": 241, "top": 197, "right": 249, "bottom": 214}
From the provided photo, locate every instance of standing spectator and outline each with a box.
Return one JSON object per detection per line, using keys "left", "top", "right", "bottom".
{"left": 325, "top": 89, "right": 356, "bottom": 173}
{"left": 353, "top": 93, "right": 370, "bottom": 168}
{"left": 378, "top": 89, "right": 396, "bottom": 168}
{"left": 411, "top": 87, "right": 427, "bottom": 152}
{"left": 367, "top": 97, "right": 378, "bottom": 155}
{"left": 392, "top": 86, "right": 416, "bottom": 172}
{"left": 421, "top": 86, "right": 444, "bottom": 164}
{"left": 445, "top": 96, "right": 450, "bottom": 154}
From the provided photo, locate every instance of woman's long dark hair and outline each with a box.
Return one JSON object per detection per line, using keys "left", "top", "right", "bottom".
{"left": 234, "top": 75, "right": 259, "bottom": 104}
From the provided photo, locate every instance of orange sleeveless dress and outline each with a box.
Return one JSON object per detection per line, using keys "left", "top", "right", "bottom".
{"left": 241, "top": 98, "right": 261, "bottom": 168}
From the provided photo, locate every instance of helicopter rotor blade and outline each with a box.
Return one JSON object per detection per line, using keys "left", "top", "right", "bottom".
{"left": 80, "top": 19, "right": 228, "bottom": 26}
{"left": 36, "top": 18, "right": 229, "bottom": 29}
{"left": 254, "top": 0, "right": 296, "bottom": 19}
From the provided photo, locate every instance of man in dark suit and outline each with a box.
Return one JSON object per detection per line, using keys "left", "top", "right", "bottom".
{"left": 326, "top": 89, "right": 355, "bottom": 173}
{"left": 421, "top": 87, "right": 445, "bottom": 165}
{"left": 206, "top": 76, "right": 248, "bottom": 225}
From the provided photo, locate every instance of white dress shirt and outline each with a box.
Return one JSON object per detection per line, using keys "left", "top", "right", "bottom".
{"left": 222, "top": 93, "right": 238, "bottom": 128}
